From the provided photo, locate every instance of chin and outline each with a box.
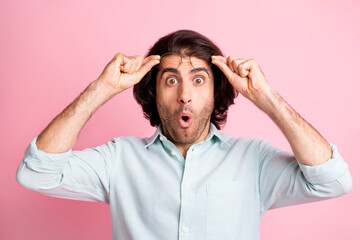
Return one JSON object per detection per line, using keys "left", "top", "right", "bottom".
{"left": 172, "top": 127, "right": 200, "bottom": 145}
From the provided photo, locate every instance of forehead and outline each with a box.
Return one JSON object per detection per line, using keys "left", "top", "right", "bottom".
{"left": 160, "top": 54, "right": 210, "bottom": 69}
{"left": 156, "top": 54, "right": 213, "bottom": 81}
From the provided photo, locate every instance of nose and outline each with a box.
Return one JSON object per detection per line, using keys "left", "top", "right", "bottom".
{"left": 177, "top": 82, "right": 192, "bottom": 105}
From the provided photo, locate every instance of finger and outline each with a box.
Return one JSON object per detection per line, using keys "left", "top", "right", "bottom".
{"left": 231, "top": 59, "right": 246, "bottom": 76}
{"left": 212, "top": 55, "right": 227, "bottom": 63}
{"left": 237, "top": 63, "right": 250, "bottom": 78}
{"left": 128, "top": 56, "right": 139, "bottom": 73}
{"left": 120, "top": 56, "right": 132, "bottom": 72}
{"left": 227, "top": 56, "right": 238, "bottom": 72}
{"left": 142, "top": 55, "right": 161, "bottom": 65}
{"left": 112, "top": 53, "right": 125, "bottom": 71}
{"left": 113, "top": 53, "right": 125, "bottom": 64}
{"left": 211, "top": 55, "right": 235, "bottom": 82}
{"left": 227, "top": 56, "right": 246, "bottom": 71}
{"left": 239, "top": 59, "right": 258, "bottom": 78}
{"left": 135, "top": 58, "right": 160, "bottom": 81}
{"left": 134, "top": 56, "right": 143, "bottom": 72}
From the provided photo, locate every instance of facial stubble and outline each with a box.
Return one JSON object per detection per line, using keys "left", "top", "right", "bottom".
{"left": 157, "top": 101, "right": 214, "bottom": 145}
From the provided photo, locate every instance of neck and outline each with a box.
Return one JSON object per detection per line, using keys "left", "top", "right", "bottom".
{"left": 175, "top": 143, "right": 192, "bottom": 159}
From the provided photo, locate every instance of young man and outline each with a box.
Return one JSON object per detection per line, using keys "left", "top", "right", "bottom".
{"left": 17, "top": 30, "right": 352, "bottom": 240}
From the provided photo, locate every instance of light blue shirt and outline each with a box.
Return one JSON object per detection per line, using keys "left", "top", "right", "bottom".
{"left": 16, "top": 123, "right": 352, "bottom": 240}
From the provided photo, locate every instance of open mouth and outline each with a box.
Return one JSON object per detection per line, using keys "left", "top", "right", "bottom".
{"left": 179, "top": 113, "right": 192, "bottom": 128}
{"left": 182, "top": 116, "right": 189, "bottom": 122}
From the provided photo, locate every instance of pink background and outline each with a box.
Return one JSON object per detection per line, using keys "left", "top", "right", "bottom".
{"left": 1, "top": 0, "right": 359, "bottom": 239}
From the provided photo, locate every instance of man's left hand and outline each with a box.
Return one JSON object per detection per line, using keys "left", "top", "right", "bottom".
{"left": 212, "top": 55, "right": 332, "bottom": 166}
{"left": 211, "top": 56, "right": 273, "bottom": 109}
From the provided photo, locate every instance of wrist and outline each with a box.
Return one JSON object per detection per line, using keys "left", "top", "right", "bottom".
{"left": 259, "top": 89, "right": 292, "bottom": 125}
{"left": 249, "top": 85, "right": 278, "bottom": 114}
{"left": 74, "top": 80, "right": 116, "bottom": 116}
{"left": 91, "top": 78, "right": 121, "bottom": 100}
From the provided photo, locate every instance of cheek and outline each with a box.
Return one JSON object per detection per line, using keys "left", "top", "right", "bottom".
{"left": 157, "top": 81, "right": 180, "bottom": 99}
{"left": 156, "top": 88, "right": 176, "bottom": 104}
{"left": 198, "top": 86, "right": 214, "bottom": 103}
{"left": 155, "top": 83, "right": 166, "bottom": 103}
{"left": 156, "top": 88, "right": 177, "bottom": 114}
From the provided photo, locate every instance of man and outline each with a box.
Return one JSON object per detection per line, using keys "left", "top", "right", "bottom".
{"left": 17, "top": 30, "right": 352, "bottom": 240}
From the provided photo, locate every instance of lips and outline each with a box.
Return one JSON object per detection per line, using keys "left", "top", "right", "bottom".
{"left": 178, "top": 112, "right": 192, "bottom": 128}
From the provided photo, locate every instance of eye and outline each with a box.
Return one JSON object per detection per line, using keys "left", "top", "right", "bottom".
{"left": 166, "top": 77, "right": 178, "bottom": 85}
{"left": 193, "top": 77, "right": 204, "bottom": 85}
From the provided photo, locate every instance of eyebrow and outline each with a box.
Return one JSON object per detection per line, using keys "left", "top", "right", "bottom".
{"left": 160, "top": 67, "right": 210, "bottom": 78}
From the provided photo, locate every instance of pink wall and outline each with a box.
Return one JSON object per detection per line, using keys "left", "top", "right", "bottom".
{"left": 1, "top": 0, "right": 359, "bottom": 239}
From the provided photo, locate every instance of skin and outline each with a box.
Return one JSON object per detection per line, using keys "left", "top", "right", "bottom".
{"left": 36, "top": 51, "right": 331, "bottom": 166}
{"left": 156, "top": 56, "right": 215, "bottom": 157}
{"left": 36, "top": 53, "right": 160, "bottom": 153}
{"left": 211, "top": 56, "right": 332, "bottom": 166}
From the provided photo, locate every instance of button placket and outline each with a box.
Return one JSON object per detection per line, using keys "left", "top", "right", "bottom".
{"left": 159, "top": 137, "right": 184, "bottom": 164}
{"left": 182, "top": 227, "right": 189, "bottom": 233}
{"left": 178, "top": 150, "right": 194, "bottom": 240}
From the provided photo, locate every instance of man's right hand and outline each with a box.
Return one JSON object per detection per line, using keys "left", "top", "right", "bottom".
{"left": 36, "top": 53, "right": 159, "bottom": 153}
{"left": 96, "top": 53, "right": 160, "bottom": 95}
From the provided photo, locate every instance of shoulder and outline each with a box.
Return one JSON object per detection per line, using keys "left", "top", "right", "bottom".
{"left": 108, "top": 135, "right": 149, "bottom": 148}
{"left": 219, "top": 132, "right": 263, "bottom": 149}
{"left": 219, "top": 133, "right": 289, "bottom": 157}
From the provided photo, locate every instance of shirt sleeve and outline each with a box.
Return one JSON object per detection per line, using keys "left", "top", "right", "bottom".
{"left": 16, "top": 136, "right": 118, "bottom": 203}
{"left": 258, "top": 139, "right": 352, "bottom": 214}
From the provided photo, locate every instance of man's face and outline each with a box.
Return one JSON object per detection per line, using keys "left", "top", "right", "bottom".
{"left": 156, "top": 54, "right": 214, "bottom": 146}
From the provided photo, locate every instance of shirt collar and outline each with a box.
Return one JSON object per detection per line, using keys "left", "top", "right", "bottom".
{"left": 145, "top": 123, "right": 231, "bottom": 148}
{"left": 144, "top": 126, "right": 163, "bottom": 148}
{"left": 207, "top": 123, "right": 231, "bottom": 147}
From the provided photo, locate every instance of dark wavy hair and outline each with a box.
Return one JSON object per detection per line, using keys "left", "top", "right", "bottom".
{"left": 133, "top": 29, "right": 238, "bottom": 130}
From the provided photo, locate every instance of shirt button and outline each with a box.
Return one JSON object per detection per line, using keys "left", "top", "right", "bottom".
{"left": 184, "top": 183, "right": 190, "bottom": 188}
{"left": 182, "top": 227, "right": 189, "bottom": 233}
{"left": 159, "top": 136, "right": 164, "bottom": 141}
{"left": 171, "top": 150, "right": 176, "bottom": 156}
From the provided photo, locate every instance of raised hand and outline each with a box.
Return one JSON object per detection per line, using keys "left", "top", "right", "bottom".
{"left": 211, "top": 55, "right": 272, "bottom": 107}
{"left": 97, "top": 53, "right": 160, "bottom": 94}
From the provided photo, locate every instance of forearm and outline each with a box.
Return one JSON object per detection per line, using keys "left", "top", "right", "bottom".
{"left": 35, "top": 53, "right": 160, "bottom": 153}
{"left": 36, "top": 79, "right": 116, "bottom": 153}
{"left": 258, "top": 88, "right": 332, "bottom": 166}
{"left": 210, "top": 56, "right": 333, "bottom": 166}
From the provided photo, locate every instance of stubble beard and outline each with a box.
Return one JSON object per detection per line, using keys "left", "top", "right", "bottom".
{"left": 157, "top": 102, "right": 214, "bottom": 145}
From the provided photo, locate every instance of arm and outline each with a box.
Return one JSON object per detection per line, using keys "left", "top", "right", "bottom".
{"left": 212, "top": 56, "right": 351, "bottom": 210}
{"left": 211, "top": 56, "right": 330, "bottom": 166}
{"left": 257, "top": 138, "right": 351, "bottom": 212}
{"left": 258, "top": 88, "right": 331, "bottom": 166}
{"left": 17, "top": 53, "right": 160, "bottom": 201}
{"left": 37, "top": 53, "right": 160, "bottom": 153}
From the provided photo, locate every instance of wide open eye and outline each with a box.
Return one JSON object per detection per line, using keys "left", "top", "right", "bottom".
{"left": 166, "top": 77, "right": 178, "bottom": 85}
{"left": 193, "top": 77, "right": 204, "bottom": 85}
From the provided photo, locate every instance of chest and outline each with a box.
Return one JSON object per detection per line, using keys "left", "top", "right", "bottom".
{"left": 109, "top": 145, "right": 261, "bottom": 238}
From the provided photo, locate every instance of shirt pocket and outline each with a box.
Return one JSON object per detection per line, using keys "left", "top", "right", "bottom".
{"left": 206, "top": 181, "right": 247, "bottom": 238}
